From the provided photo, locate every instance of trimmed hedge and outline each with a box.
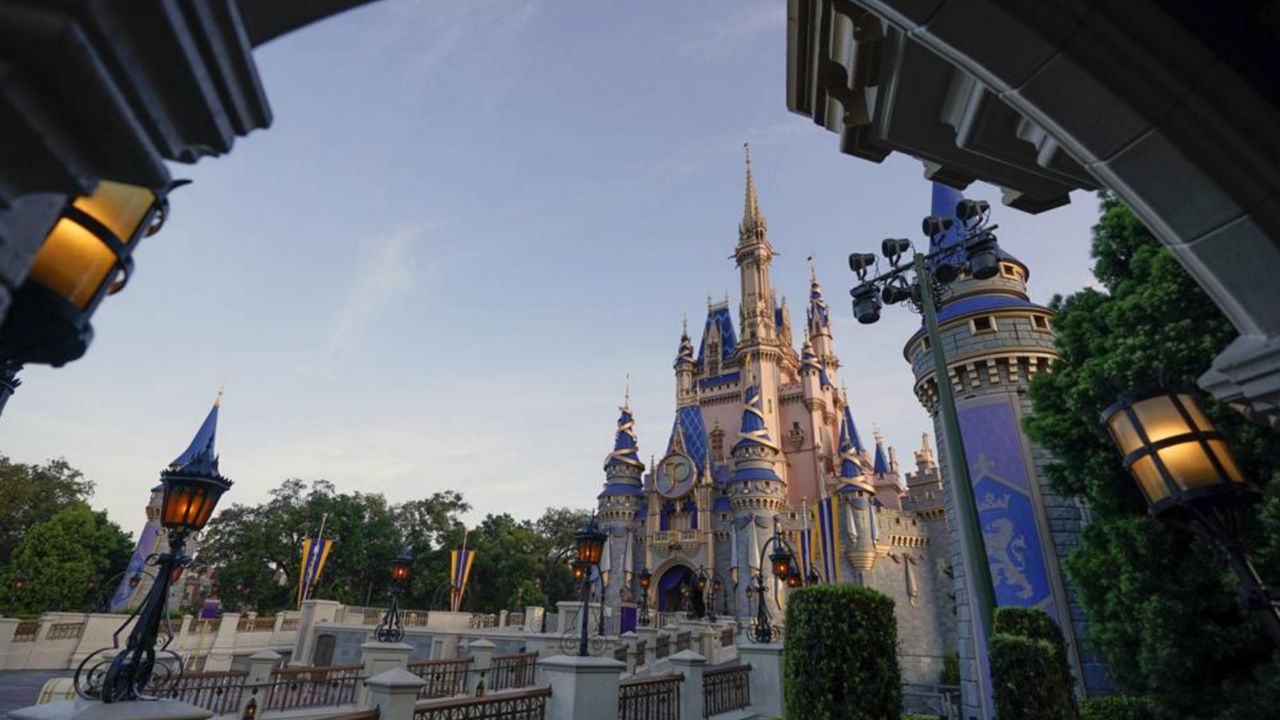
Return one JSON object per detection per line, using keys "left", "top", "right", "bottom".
{"left": 782, "top": 584, "right": 901, "bottom": 720}
{"left": 1079, "top": 696, "right": 1155, "bottom": 720}
{"left": 994, "top": 606, "right": 1071, "bottom": 683}
{"left": 990, "top": 633, "right": 1078, "bottom": 720}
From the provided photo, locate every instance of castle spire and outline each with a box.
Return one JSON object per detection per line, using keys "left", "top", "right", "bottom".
{"left": 169, "top": 390, "right": 223, "bottom": 477}
{"left": 604, "top": 391, "right": 644, "bottom": 472}
{"left": 873, "top": 427, "right": 890, "bottom": 476}
{"left": 740, "top": 143, "right": 764, "bottom": 238}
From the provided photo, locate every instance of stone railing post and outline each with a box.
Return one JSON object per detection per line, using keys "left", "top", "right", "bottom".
{"left": 498, "top": 610, "right": 509, "bottom": 627}
{"left": 204, "top": 612, "right": 239, "bottom": 672}
{"left": 366, "top": 667, "right": 426, "bottom": 720}
{"left": 237, "top": 649, "right": 281, "bottom": 719}
{"left": 0, "top": 617, "right": 19, "bottom": 671}
{"left": 360, "top": 641, "right": 412, "bottom": 705}
{"left": 669, "top": 650, "right": 706, "bottom": 720}
{"left": 467, "top": 638, "right": 495, "bottom": 696}
{"left": 523, "top": 605, "right": 543, "bottom": 633}
{"left": 538, "top": 655, "right": 625, "bottom": 720}
{"left": 738, "top": 642, "right": 784, "bottom": 718}
{"left": 619, "top": 632, "right": 639, "bottom": 675}
{"left": 290, "top": 599, "right": 340, "bottom": 666}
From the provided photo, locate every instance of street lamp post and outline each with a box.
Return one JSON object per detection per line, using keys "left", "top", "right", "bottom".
{"left": 0, "top": 180, "right": 187, "bottom": 416}
{"left": 75, "top": 467, "right": 232, "bottom": 702}
{"left": 573, "top": 516, "right": 607, "bottom": 657}
{"left": 375, "top": 551, "right": 413, "bottom": 643}
{"left": 637, "top": 568, "right": 652, "bottom": 627}
{"left": 1103, "top": 389, "right": 1280, "bottom": 645}
{"left": 749, "top": 520, "right": 801, "bottom": 644}
{"left": 846, "top": 199, "right": 1002, "bottom": 660}
{"left": 693, "top": 566, "right": 724, "bottom": 622}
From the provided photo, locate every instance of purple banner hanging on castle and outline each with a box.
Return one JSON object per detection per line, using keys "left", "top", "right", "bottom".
{"left": 958, "top": 399, "right": 1058, "bottom": 620}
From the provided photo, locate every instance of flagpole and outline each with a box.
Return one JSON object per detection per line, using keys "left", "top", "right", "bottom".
{"left": 309, "top": 513, "right": 328, "bottom": 605}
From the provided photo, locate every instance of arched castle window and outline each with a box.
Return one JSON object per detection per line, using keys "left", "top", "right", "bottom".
{"left": 710, "top": 426, "right": 725, "bottom": 461}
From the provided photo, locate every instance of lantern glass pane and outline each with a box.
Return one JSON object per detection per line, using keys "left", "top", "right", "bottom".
{"left": 1130, "top": 455, "right": 1170, "bottom": 503}
{"left": 1157, "top": 441, "right": 1223, "bottom": 490}
{"left": 1209, "top": 440, "right": 1245, "bottom": 483}
{"left": 73, "top": 181, "right": 155, "bottom": 245}
{"left": 1178, "top": 394, "right": 1215, "bottom": 432}
{"left": 1132, "top": 396, "right": 1193, "bottom": 444}
{"left": 1106, "top": 410, "right": 1144, "bottom": 456}
{"left": 28, "top": 219, "right": 117, "bottom": 310}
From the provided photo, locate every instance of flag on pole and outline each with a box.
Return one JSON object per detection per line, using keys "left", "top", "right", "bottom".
{"left": 844, "top": 500, "right": 859, "bottom": 543}
{"left": 297, "top": 514, "right": 333, "bottom": 609}
{"left": 729, "top": 520, "right": 740, "bottom": 586}
{"left": 449, "top": 531, "right": 476, "bottom": 612}
{"left": 622, "top": 529, "right": 634, "bottom": 585}
{"left": 599, "top": 534, "right": 612, "bottom": 588}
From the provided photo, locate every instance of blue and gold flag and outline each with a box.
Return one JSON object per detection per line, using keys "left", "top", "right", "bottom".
{"left": 449, "top": 531, "right": 476, "bottom": 612}
{"left": 817, "top": 496, "right": 841, "bottom": 584}
{"left": 297, "top": 514, "right": 333, "bottom": 609}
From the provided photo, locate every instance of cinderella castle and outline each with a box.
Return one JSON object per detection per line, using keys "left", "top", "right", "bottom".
{"left": 590, "top": 148, "right": 1104, "bottom": 702}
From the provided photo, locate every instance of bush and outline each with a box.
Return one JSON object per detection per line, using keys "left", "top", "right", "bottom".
{"left": 940, "top": 650, "right": 960, "bottom": 686}
{"left": 782, "top": 584, "right": 901, "bottom": 720}
{"left": 1079, "top": 696, "right": 1155, "bottom": 720}
{"left": 990, "top": 633, "right": 1078, "bottom": 720}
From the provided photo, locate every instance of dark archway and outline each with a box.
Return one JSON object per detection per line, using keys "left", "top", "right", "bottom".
{"left": 656, "top": 565, "right": 697, "bottom": 614}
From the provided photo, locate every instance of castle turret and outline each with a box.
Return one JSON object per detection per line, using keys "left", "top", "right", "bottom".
{"left": 834, "top": 411, "right": 876, "bottom": 575}
{"left": 598, "top": 389, "right": 645, "bottom": 606}
{"left": 807, "top": 267, "right": 838, "bottom": 375}
{"left": 906, "top": 182, "right": 1103, "bottom": 711}
{"left": 674, "top": 321, "right": 696, "bottom": 405}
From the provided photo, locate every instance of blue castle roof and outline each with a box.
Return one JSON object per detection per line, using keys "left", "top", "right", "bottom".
{"left": 842, "top": 403, "right": 865, "bottom": 454}
{"left": 169, "top": 396, "right": 221, "bottom": 477}
{"left": 807, "top": 277, "right": 830, "bottom": 330}
{"left": 667, "top": 405, "right": 710, "bottom": 472}
{"left": 732, "top": 384, "right": 777, "bottom": 452}
{"left": 873, "top": 440, "right": 890, "bottom": 475}
{"left": 838, "top": 417, "right": 863, "bottom": 479}
{"left": 604, "top": 407, "right": 644, "bottom": 471}
{"left": 696, "top": 305, "right": 737, "bottom": 367}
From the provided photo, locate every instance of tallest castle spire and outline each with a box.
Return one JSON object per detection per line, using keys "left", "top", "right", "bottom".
{"left": 739, "top": 143, "right": 767, "bottom": 242}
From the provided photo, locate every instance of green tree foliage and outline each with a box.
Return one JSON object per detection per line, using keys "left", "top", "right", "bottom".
{"left": 0, "top": 455, "right": 95, "bottom": 564}
{"left": 994, "top": 606, "right": 1073, "bottom": 696}
{"left": 1024, "top": 194, "right": 1280, "bottom": 718}
{"left": 782, "top": 584, "right": 901, "bottom": 720}
{"left": 1079, "top": 696, "right": 1156, "bottom": 720}
{"left": 1, "top": 505, "right": 132, "bottom": 614}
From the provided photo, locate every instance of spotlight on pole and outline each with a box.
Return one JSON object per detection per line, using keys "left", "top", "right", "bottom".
{"left": 850, "top": 283, "right": 882, "bottom": 325}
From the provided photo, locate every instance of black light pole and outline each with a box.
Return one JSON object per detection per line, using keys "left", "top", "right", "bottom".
{"left": 637, "top": 568, "right": 652, "bottom": 627}
{"left": 749, "top": 520, "right": 802, "bottom": 644}
{"left": 846, "top": 198, "right": 1003, "bottom": 652}
{"left": 75, "top": 468, "right": 232, "bottom": 703}
{"left": 1103, "top": 389, "right": 1280, "bottom": 645}
{"left": 573, "top": 516, "right": 607, "bottom": 657}
{"left": 375, "top": 551, "right": 413, "bottom": 643}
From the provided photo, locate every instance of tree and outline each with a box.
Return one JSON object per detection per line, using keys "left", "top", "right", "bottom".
{"left": 1, "top": 505, "right": 132, "bottom": 614}
{"left": 1024, "top": 193, "right": 1280, "bottom": 717}
{"left": 0, "top": 456, "right": 95, "bottom": 564}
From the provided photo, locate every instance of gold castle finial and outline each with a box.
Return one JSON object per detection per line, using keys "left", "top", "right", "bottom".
{"left": 623, "top": 375, "right": 631, "bottom": 411}
{"left": 808, "top": 255, "right": 818, "bottom": 284}
{"left": 214, "top": 385, "right": 224, "bottom": 408}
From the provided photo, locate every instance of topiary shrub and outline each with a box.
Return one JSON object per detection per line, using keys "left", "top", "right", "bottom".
{"left": 990, "top": 633, "right": 1078, "bottom": 720}
{"left": 1079, "top": 696, "right": 1155, "bottom": 720}
{"left": 782, "top": 584, "right": 901, "bottom": 720}
{"left": 940, "top": 650, "right": 960, "bottom": 686}
{"left": 994, "top": 607, "right": 1075, "bottom": 705}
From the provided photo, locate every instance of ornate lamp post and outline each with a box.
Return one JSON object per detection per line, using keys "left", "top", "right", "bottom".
{"left": 637, "top": 568, "right": 652, "bottom": 627}
{"left": 375, "top": 551, "right": 413, "bottom": 643}
{"left": 693, "top": 566, "right": 725, "bottom": 622}
{"left": 846, "top": 198, "right": 1003, "bottom": 655}
{"left": 749, "top": 521, "right": 801, "bottom": 644}
{"left": 0, "top": 180, "right": 186, "bottom": 416}
{"left": 1103, "top": 389, "right": 1280, "bottom": 644}
{"left": 573, "top": 515, "right": 607, "bottom": 657}
{"left": 76, "top": 465, "right": 231, "bottom": 702}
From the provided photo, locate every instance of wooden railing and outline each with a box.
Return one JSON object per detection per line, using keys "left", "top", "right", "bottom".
{"left": 413, "top": 686, "right": 549, "bottom": 720}
{"left": 160, "top": 670, "right": 247, "bottom": 714}
{"left": 13, "top": 620, "right": 39, "bottom": 642}
{"left": 408, "top": 656, "right": 473, "bottom": 699}
{"left": 45, "top": 622, "right": 84, "bottom": 640}
{"left": 702, "top": 664, "right": 750, "bottom": 717}
{"left": 618, "top": 673, "right": 682, "bottom": 720}
{"left": 469, "top": 613, "right": 497, "bottom": 629}
{"left": 279, "top": 617, "right": 299, "bottom": 631}
{"left": 486, "top": 652, "right": 539, "bottom": 692}
{"left": 654, "top": 635, "right": 670, "bottom": 660}
{"left": 404, "top": 610, "right": 430, "bottom": 627}
{"left": 264, "top": 664, "right": 362, "bottom": 710}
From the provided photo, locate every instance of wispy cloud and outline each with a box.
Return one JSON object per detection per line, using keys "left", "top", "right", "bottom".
{"left": 327, "top": 225, "right": 421, "bottom": 351}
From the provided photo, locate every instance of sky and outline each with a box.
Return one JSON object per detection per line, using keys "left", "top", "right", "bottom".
{"left": 2, "top": 0, "right": 1102, "bottom": 538}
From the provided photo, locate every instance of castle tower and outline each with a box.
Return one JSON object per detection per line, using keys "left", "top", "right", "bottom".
{"left": 674, "top": 322, "right": 696, "bottom": 406}
{"left": 598, "top": 389, "right": 645, "bottom": 607}
{"left": 806, "top": 267, "right": 839, "bottom": 375}
{"left": 728, "top": 377, "right": 787, "bottom": 613}
{"left": 110, "top": 392, "right": 222, "bottom": 613}
{"left": 734, "top": 145, "right": 785, "bottom": 456}
{"left": 905, "top": 183, "right": 1103, "bottom": 714}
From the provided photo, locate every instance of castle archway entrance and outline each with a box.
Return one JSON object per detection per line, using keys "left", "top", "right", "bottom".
{"left": 656, "top": 564, "right": 696, "bottom": 614}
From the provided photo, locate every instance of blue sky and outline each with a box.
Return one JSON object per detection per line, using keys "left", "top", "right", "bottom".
{"left": 3, "top": 0, "right": 1101, "bottom": 536}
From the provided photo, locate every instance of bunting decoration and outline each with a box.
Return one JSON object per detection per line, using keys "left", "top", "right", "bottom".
{"left": 799, "top": 500, "right": 815, "bottom": 583}
{"left": 844, "top": 500, "right": 859, "bottom": 543}
{"left": 449, "top": 532, "right": 476, "bottom": 612}
{"left": 729, "top": 518, "right": 740, "bottom": 586}
{"left": 817, "top": 496, "right": 841, "bottom": 584}
{"left": 297, "top": 514, "right": 333, "bottom": 610}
